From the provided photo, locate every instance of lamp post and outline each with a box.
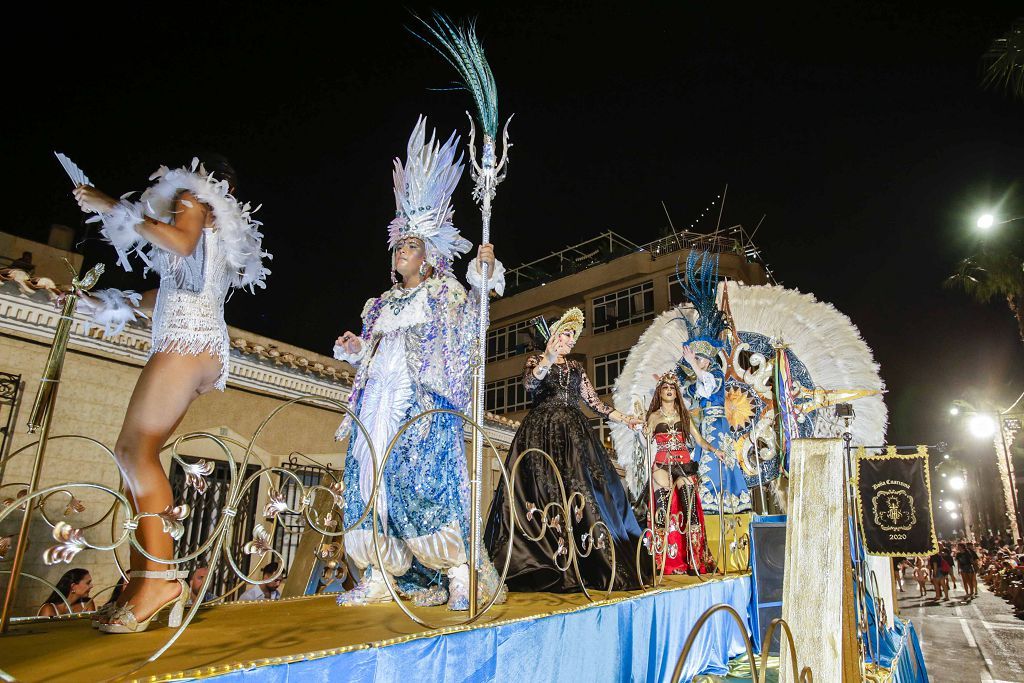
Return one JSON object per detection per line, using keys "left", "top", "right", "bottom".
{"left": 952, "top": 399, "right": 1024, "bottom": 543}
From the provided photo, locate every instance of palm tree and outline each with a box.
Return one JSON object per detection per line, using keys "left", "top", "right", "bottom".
{"left": 948, "top": 250, "right": 1024, "bottom": 344}
{"left": 981, "top": 18, "right": 1024, "bottom": 102}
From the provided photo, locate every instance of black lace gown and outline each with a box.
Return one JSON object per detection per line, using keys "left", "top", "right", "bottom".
{"left": 484, "top": 356, "right": 647, "bottom": 592}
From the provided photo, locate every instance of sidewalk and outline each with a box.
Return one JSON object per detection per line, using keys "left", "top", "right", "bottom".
{"left": 897, "top": 577, "right": 1024, "bottom": 682}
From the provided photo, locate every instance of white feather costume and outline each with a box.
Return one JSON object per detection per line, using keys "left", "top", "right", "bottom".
{"left": 89, "top": 160, "right": 272, "bottom": 390}
{"left": 611, "top": 282, "right": 887, "bottom": 502}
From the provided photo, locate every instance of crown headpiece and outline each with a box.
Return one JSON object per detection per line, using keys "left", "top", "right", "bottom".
{"left": 655, "top": 371, "right": 681, "bottom": 388}
{"left": 550, "top": 307, "right": 585, "bottom": 340}
{"left": 387, "top": 117, "right": 472, "bottom": 272}
{"left": 684, "top": 336, "right": 725, "bottom": 361}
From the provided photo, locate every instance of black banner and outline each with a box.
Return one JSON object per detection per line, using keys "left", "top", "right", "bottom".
{"left": 855, "top": 447, "right": 938, "bottom": 557}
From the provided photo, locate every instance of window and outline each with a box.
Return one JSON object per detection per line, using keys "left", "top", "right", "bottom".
{"left": 593, "top": 350, "right": 630, "bottom": 394}
{"left": 592, "top": 281, "right": 654, "bottom": 333}
{"left": 485, "top": 375, "right": 529, "bottom": 414}
{"left": 487, "top": 319, "right": 539, "bottom": 363}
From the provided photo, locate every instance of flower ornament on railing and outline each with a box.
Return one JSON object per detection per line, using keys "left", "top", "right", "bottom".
{"left": 263, "top": 487, "right": 288, "bottom": 520}
{"left": 0, "top": 536, "right": 11, "bottom": 560}
{"left": 327, "top": 479, "right": 345, "bottom": 507}
{"left": 157, "top": 505, "right": 190, "bottom": 541}
{"left": 63, "top": 495, "right": 86, "bottom": 516}
{"left": 525, "top": 501, "right": 539, "bottom": 521}
{"left": 317, "top": 541, "right": 342, "bottom": 560}
{"left": 44, "top": 522, "right": 88, "bottom": 565}
{"left": 243, "top": 523, "right": 273, "bottom": 556}
{"left": 1, "top": 489, "right": 28, "bottom": 512}
{"left": 182, "top": 459, "right": 215, "bottom": 494}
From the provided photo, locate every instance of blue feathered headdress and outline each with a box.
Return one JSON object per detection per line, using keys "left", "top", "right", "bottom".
{"left": 675, "top": 251, "right": 727, "bottom": 359}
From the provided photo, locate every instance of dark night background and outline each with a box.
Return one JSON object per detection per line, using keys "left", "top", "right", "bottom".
{"left": 4, "top": 2, "right": 1021, "bottom": 449}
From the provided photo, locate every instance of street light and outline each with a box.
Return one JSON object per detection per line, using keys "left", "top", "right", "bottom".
{"left": 974, "top": 212, "right": 1024, "bottom": 230}
{"left": 950, "top": 476, "right": 965, "bottom": 491}
{"left": 951, "top": 399, "right": 1024, "bottom": 543}
{"left": 950, "top": 512, "right": 959, "bottom": 520}
{"left": 950, "top": 406, "right": 960, "bottom": 416}
{"left": 968, "top": 414, "right": 997, "bottom": 438}
{"left": 944, "top": 500, "right": 956, "bottom": 511}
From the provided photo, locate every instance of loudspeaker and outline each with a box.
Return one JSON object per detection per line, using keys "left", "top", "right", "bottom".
{"left": 749, "top": 514, "right": 787, "bottom": 655}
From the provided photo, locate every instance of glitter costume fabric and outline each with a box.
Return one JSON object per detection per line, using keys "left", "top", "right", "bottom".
{"left": 484, "top": 357, "right": 648, "bottom": 592}
{"left": 647, "top": 424, "right": 708, "bottom": 574}
{"left": 149, "top": 230, "right": 232, "bottom": 389}
{"left": 335, "top": 263, "right": 504, "bottom": 593}
{"left": 683, "top": 364, "right": 753, "bottom": 514}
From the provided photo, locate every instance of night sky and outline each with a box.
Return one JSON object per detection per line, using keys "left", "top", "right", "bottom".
{"left": 5, "top": 3, "right": 1022, "bottom": 448}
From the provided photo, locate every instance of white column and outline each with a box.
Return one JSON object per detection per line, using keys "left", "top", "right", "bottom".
{"left": 780, "top": 438, "right": 847, "bottom": 682}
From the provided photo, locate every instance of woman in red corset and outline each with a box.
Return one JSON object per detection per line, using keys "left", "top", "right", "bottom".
{"left": 644, "top": 373, "right": 723, "bottom": 575}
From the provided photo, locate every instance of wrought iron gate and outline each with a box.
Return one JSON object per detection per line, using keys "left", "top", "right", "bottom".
{"left": 170, "top": 456, "right": 260, "bottom": 598}
{"left": 0, "top": 373, "right": 23, "bottom": 484}
{"left": 273, "top": 454, "right": 342, "bottom": 575}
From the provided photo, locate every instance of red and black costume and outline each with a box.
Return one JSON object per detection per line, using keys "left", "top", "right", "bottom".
{"left": 650, "top": 420, "right": 709, "bottom": 574}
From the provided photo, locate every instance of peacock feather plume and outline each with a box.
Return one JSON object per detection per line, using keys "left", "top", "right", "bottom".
{"left": 409, "top": 12, "right": 499, "bottom": 138}
{"left": 675, "top": 250, "right": 726, "bottom": 341}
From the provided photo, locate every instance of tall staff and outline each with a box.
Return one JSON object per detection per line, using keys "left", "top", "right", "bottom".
{"left": 412, "top": 13, "right": 512, "bottom": 614}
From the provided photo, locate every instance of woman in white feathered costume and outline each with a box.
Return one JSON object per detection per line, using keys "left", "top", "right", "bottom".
{"left": 72, "top": 156, "right": 270, "bottom": 633}
{"left": 332, "top": 118, "right": 505, "bottom": 610}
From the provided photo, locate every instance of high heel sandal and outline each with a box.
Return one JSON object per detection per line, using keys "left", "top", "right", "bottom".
{"left": 90, "top": 601, "right": 118, "bottom": 629}
{"left": 98, "top": 569, "right": 189, "bottom": 634}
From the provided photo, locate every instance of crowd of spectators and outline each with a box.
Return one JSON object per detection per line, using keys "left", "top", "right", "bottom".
{"left": 975, "top": 533, "right": 1024, "bottom": 615}
{"left": 895, "top": 531, "right": 1024, "bottom": 614}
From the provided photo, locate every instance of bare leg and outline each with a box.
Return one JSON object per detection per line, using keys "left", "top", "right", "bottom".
{"left": 107, "top": 351, "right": 221, "bottom": 623}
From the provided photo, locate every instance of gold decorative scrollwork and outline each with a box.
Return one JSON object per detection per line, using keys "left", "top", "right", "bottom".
{"left": 671, "top": 603, "right": 813, "bottom": 683}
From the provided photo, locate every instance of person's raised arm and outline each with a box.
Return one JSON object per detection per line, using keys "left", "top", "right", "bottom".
{"left": 74, "top": 186, "right": 206, "bottom": 258}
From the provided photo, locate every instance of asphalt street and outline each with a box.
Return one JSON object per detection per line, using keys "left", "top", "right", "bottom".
{"left": 898, "top": 576, "right": 1024, "bottom": 682}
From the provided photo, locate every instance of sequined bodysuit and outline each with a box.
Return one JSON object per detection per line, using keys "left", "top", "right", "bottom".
{"left": 150, "top": 229, "right": 231, "bottom": 390}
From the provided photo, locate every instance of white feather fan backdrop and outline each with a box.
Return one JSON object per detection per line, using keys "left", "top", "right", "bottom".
{"left": 610, "top": 282, "right": 888, "bottom": 501}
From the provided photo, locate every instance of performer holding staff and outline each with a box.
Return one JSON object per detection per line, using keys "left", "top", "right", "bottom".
{"left": 644, "top": 373, "right": 721, "bottom": 575}
{"left": 333, "top": 118, "right": 506, "bottom": 610}
{"left": 71, "top": 156, "right": 270, "bottom": 633}
{"left": 484, "top": 308, "right": 649, "bottom": 592}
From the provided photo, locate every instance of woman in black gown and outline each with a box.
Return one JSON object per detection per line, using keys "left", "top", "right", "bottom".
{"left": 484, "top": 308, "right": 647, "bottom": 592}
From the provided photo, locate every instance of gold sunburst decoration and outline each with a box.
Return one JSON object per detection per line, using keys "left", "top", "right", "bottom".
{"left": 725, "top": 386, "right": 755, "bottom": 430}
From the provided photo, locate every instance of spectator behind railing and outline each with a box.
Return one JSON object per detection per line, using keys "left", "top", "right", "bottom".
{"left": 238, "top": 562, "right": 284, "bottom": 602}
{"left": 38, "top": 568, "right": 96, "bottom": 616}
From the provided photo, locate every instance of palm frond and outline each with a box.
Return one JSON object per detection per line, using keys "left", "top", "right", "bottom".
{"left": 981, "top": 18, "right": 1024, "bottom": 102}
{"left": 947, "top": 253, "right": 1024, "bottom": 303}
{"left": 409, "top": 12, "right": 499, "bottom": 138}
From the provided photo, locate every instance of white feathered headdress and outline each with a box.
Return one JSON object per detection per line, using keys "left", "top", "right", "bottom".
{"left": 387, "top": 117, "right": 471, "bottom": 272}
